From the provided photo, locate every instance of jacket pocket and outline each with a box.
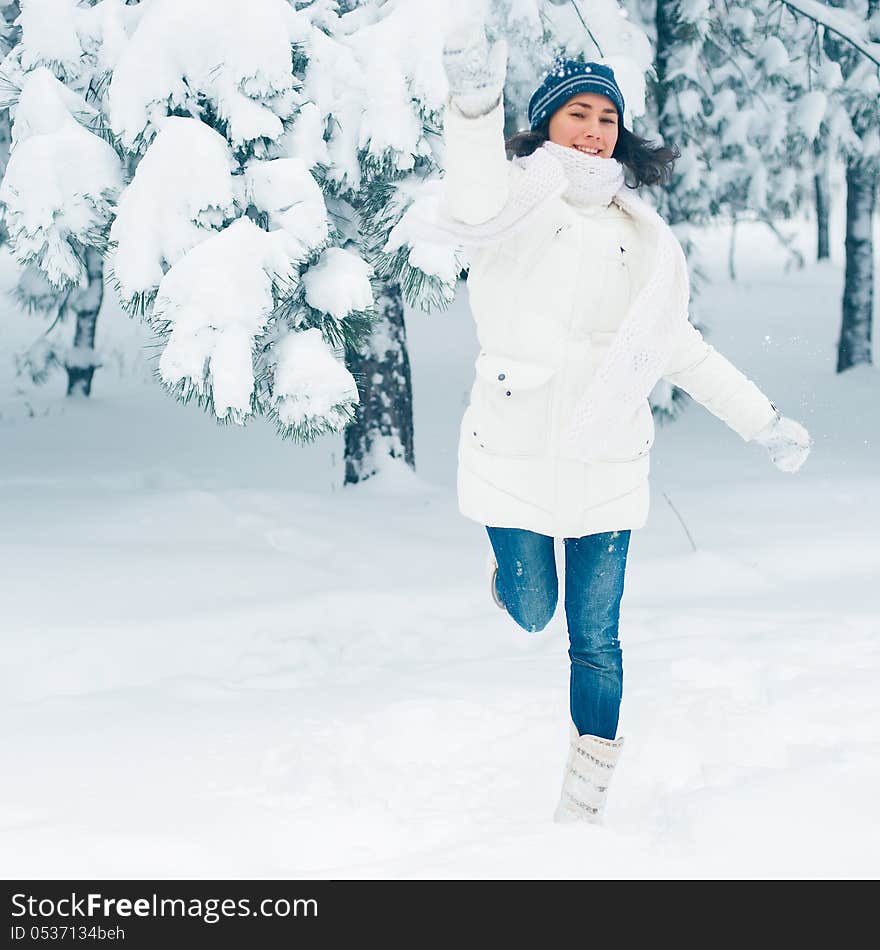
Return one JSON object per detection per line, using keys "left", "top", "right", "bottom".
{"left": 466, "top": 352, "right": 555, "bottom": 457}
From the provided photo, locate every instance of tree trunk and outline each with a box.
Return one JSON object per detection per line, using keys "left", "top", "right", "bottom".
{"left": 0, "top": 109, "right": 10, "bottom": 244}
{"left": 343, "top": 279, "right": 415, "bottom": 484}
{"left": 837, "top": 156, "right": 875, "bottom": 372}
{"left": 654, "top": 0, "right": 687, "bottom": 226}
{"left": 822, "top": 0, "right": 877, "bottom": 372}
{"left": 654, "top": 0, "right": 675, "bottom": 131}
{"left": 0, "top": 109, "right": 9, "bottom": 176}
{"left": 814, "top": 139, "right": 831, "bottom": 261}
{"left": 728, "top": 213, "right": 737, "bottom": 281}
{"left": 64, "top": 246, "right": 104, "bottom": 396}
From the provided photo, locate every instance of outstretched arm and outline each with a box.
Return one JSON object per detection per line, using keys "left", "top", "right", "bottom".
{"left": 662, "top": 321, "right": 779, "bottom": 440}
{"left": 662, "top": 321, "right": 811, "bottom": 471}
{"left": 439, "top": 23, "right": 510, "bottom": 226}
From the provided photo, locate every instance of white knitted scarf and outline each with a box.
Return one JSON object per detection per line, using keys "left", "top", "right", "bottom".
{"left": 541, "top": 140, "right": 624, "bottom": 210}
{"left": 405, "top": 142, "right": 690, "bottom": 457}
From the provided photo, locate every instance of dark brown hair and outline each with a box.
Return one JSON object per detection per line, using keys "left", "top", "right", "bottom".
{"left": 505, "top": 119, "right": 679, "bottom": 189}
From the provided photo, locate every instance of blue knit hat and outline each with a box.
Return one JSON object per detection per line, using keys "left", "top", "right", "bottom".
{"left": 528, "top": 58, "right": 625, "bottom": 131}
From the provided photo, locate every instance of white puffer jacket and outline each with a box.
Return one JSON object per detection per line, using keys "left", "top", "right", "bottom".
{"left": 442, "top": 99, "right": 779, "bottom": 539}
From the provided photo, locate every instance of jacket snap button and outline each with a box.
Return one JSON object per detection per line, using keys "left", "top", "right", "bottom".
{"left": 506, "top": 390, "right": 511, "bottom": 396}
{"left": 498, "top": 373, "right": 505, "bottom": 381}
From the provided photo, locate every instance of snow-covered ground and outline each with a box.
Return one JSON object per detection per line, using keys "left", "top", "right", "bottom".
{"left": 1, "top": 218, "right": 878, "bottom": 879}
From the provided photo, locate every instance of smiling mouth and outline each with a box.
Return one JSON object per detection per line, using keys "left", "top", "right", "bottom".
{"left": 573, "top": 145, "right": 601, "bottom": 155}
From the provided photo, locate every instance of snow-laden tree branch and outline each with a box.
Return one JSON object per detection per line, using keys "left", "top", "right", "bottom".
{"left": 0, "top": 0, "right": 379, "bottom": 432}
{"left": 778, "top": 0, "right": 880, "bottom": 67}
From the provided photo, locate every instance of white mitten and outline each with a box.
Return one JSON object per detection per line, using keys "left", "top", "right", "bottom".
{"left": 442, "top": 20, "right": 507, "bottom": 118}
{"left": 753, "top": 415, "right": 812, "bottom": 473}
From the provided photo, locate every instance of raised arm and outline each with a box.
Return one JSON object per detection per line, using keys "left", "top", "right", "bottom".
{"left": 440, "top": 23, "right": 510, "bottom": 225}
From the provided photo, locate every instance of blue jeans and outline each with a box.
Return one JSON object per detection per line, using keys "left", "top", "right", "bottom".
{"left": 486, "top": 525, "right": 631, "bottom": 740}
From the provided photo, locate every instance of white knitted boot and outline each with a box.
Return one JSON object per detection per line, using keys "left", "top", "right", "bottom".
{"left": 553, "top": 723, "right": 625, "bottom": 825}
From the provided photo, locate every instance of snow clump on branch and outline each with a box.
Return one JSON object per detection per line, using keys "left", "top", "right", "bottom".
{"left": 0, "top": 68, "right": 123, "bottom": 288}
{"left": 107, "top": 0, "right": 298, "bottom": 153}
{"left": 154, "top": 217, "right": 301, "bottom": 422}
{"left": 109, "top": 117, "right": 238, "bottom": 312}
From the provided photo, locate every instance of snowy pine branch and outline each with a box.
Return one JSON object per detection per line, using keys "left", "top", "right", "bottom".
{"left": 0, "top": 68, "right": 19, "bottom": 110}
{"left": 777, "top": 0, "right": 880, "bottom": 68}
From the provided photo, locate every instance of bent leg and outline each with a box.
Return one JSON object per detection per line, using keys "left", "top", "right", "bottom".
{"left": 564, "top": 530, "right": 630, "bottom": 739}
{"left": 486, "top": 526, "right": 558, "bottom": 632}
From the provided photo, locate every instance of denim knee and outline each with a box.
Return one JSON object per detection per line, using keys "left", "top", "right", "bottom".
{"left": 569, "top": 641, "right": 622, "bottom": 674}
{"left": 508, "top": 592, "right": 557, "bottom": 633}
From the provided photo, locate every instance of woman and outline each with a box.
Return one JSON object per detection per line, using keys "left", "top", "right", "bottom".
{"left": 436, "top": 27, "right": 812, "bottom": 824}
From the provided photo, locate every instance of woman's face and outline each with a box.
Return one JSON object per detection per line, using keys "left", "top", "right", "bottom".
{"left": 547, "top": 92, "right": 619, "bottom": 159}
